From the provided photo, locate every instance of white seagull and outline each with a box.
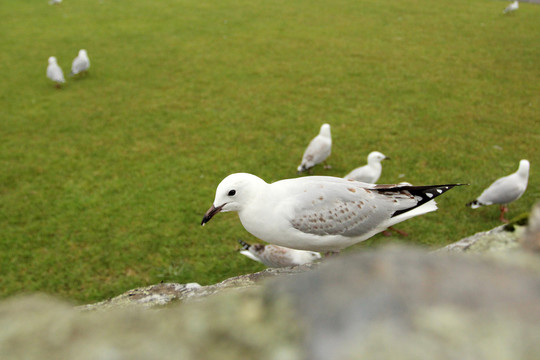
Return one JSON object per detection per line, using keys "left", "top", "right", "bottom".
{"left": 49, "top": 0, "right": 62, "bottom": 4}
{"left": 344, "top": 151, "right": 389, "bottom": 183}
{"left": 503, "top": 0, "right": 519, "bottom": 14}
{"left": 467, "top": 159, "right": 529, "bottom": 222}
{"left": 238, "top": 239, "right": 321, "bottom": 268}
{"left": 297, "top": 123, "right": 332, "bottom": 173}
{"left": 70, "top": 49, "right": 90, "bottom": 76}
{"left": 202, "top": 173, "right": 462, "bottom": 252}
{"left": 46, "top": 56, "right": 65, "bottom": 88}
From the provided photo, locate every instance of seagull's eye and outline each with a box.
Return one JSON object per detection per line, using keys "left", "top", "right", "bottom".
{"left": 228, "top": 190, "right": 236, "bottom": 196}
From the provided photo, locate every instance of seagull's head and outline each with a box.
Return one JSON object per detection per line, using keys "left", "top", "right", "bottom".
{"left": 518, "top": 159, "right": 530, "bottom": 177}
{"left": 319, "top": 123, "right": 331, "bottom": 138}
{"left": 48, "top": 56, "right": 57, "bottom": 64}
{"left": 368, "top": 151, "right": 389, "bottom": 164}
{"left": 79, "top": 49, "right": 88, "bottom": 57}
{"left": 201, "top": 173, "right": 266, "bottom": 226}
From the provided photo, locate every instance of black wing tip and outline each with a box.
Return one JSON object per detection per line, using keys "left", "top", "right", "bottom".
{"left": 391, "top": 183, "right": 466, "bottom": 218}
{"left": 237, "top": 239, "right": 251, "bottom": 250}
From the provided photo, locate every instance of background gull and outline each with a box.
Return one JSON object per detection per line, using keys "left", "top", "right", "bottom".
{"left": 503, "top": 0, "right": 519, "bottom": 14}
{"left": 297, "top": 123, "right": 332, "bottom": 173}
{"left": 70, "top": 49, "right": 90, "bottom": 76}
{"left": 467, "top": 159, "right": 529, "bottom": 222}
{"left": 238, "top": 239, "right": 321, "bottom": 267}
{"left": 344, "top": 151, "right": 388, "bottom": 183}
{"left": 46, "top": 56, "right": 65, "bottom": 88}
{"left": 202, "top": 173, "right": 462, "bottom": 252}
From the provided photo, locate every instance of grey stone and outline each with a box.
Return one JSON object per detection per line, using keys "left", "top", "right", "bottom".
{"left": 2, "top": 246, "right": 540, "bottom": 360}
{"left": 79, "top": 263, "right": 317, "bottom": 311}
{"left": 521, "top": 202, "right": 540, "bottom": 252}
{"left": 0, "top": 291, "right": 302, "bottom": 360}
{"left": 4, "top": 205, "right": 540, "bottom": 360}
{"left": 266, "top": 246, "right": 540, "bottom": 360}
{"left": 437, "top": 224, "right": 524, "bottom": 253}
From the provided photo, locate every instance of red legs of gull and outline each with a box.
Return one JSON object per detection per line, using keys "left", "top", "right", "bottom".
{"left": 499, "top": 205, "right": 509, "bottom": 223}
{"left": 383, "top": 227, "right": 409, "bottom": 237}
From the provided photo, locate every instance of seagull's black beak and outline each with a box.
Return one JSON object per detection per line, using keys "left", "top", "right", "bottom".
{"left": 201, "top": 203, "right": 225, "bottom": 226}
{"left": 384, "top": 157, "right": 391, "bottom": 161}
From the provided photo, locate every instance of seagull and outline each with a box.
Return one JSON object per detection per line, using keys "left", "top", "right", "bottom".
{"left": 238, "top": 239, "right": 321, "bottom": 267}
{"left": 344, "top": 151, "right": 389, "bottom": 183}
{"left": 46, "top": 56, "right": 65, "bottom": 88}
{"left": 467, "top": 159, "right": 529, "bottom": 222}
{"left": 297, "top": 123, "right": 332, "bottom": 173}
{"left": 202, "top": 173, "right": 463, "bottom": 252}
{"left": 49, "top": 0, "right": 62, "bottom": 4}
{"left": 70, "top": 49, "right": 90, "bottom": 76}
{"left": 503, "top": 0, "right": 519, "bottom": 14}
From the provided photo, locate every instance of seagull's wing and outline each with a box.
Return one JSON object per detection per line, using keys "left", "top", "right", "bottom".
{"left": 279, "top": 178, "right": 456, "bottom": 238}
{"left": 344, "top": 165, "right": 375, "bottom": 183}
{"left": 72, "top": 56, "right": 88, "bottom": 74}
{"left": 301, "top": 135, "right": 331, "bottom": 166}
{"left": 477, "top": 173, "right": 525, "bottom": 205}
{"left": 257, "top": 245, "right": 298, "bottom": 267}
{"left": 47, "top": 64, "right": 65, "bottom": 83}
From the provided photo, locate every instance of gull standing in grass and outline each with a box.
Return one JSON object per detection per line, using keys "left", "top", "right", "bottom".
{"left": 467, "top": 159, "right": 529, "bottom": 222}
{"left": 70, "top": 49, "right": 90, "bottom": 76}
{"left": 297, "top": 123, "right": 332, "bottom": 173}
{"left": 46, "top": 56, "right": 65, "bottom": 88}
{"left": 202, "top": 173, "right": 463, "bottom": 252}
{"left": 503, "top": 0, "right": 519, "bottom": 14}
{"left": 344, "top": 151, "right": 388, "bottom": 183}
{"left": 238, "top": 239, "right": 321, "bottom": 268}
{"left": 49, "top": 0, "right": 62, "bottom": 4}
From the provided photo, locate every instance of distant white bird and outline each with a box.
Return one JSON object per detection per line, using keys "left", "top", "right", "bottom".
{"left": 238, "top": 239, "right": 321, "bottom": 268}
{"left": 49, "top": 0, "right": 62, "bottom": 4}
{"left": 297, "top": 123, "right": 332, "bottom": 173}
{"left": 467, "top": 159, "right": 529, "bottom": 222}
{"left": 344, "top": 151, "right": 388, "bottom": 183}
{"left": 202, "top": 173, "right": 462, "bottom": 252}
{"left": 46, "top": 56, "right": 65, "bottom": 88}
{"left": 503, "top": 0, "right": 519, "bottom": 14}
{"left": 70, "top": 49, "right": 90, "bottom": 76}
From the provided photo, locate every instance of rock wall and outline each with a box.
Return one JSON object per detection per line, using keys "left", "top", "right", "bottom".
{"left": 1, "top": 203, "right": 540, "bottom": 360}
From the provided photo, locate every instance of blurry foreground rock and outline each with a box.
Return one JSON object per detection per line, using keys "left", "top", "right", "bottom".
{"left": 2, "top": 203, "right": 540, "bottom": 360}
{"left": 520, "top": 201, "right": 540, "bottom": 252}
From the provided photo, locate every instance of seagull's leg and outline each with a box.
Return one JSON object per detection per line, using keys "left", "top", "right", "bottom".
{"left": 391, "top": 227, "right": 409, "bottom": 237}
{"left": 382, "top": 226, "right": 408, "bottom": 237}
{"left": 323, "top": 161, "right": 332, "bottom": 170}
{"left": 499, "top": 205, "right": 509, "bottom": 223}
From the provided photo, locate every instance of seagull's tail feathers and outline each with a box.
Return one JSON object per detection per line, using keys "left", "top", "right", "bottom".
{"left": 237, "top": 239, "right": 251, "bottom": 250}
{"left": 466, "top": 199, "right": 482, "bottom": 209}
{"left": 238, "top": 239, "right": 263, "bottom": 262}
{"left": 369, "top": 183, "right": 466, "bottom": 234}
{"left": 239, "top": 250, "right": 262, "bottom": 263}
{"left": 297, "top": 164, "right": 310, "bottom": 174}
{"left": 386, "top": 200, "right": 439, "bottom": 229}
{"left": 390, "top": 183, "right": 467, "bottom": 218}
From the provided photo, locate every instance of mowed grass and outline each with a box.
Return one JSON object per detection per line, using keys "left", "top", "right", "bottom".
{"left": 1, "top": 0, "right": 539, "bottom": 303}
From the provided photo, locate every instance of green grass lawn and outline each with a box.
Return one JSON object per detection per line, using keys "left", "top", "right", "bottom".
{"left": 1, "top": 0, "right": 539, "bottom": 303}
